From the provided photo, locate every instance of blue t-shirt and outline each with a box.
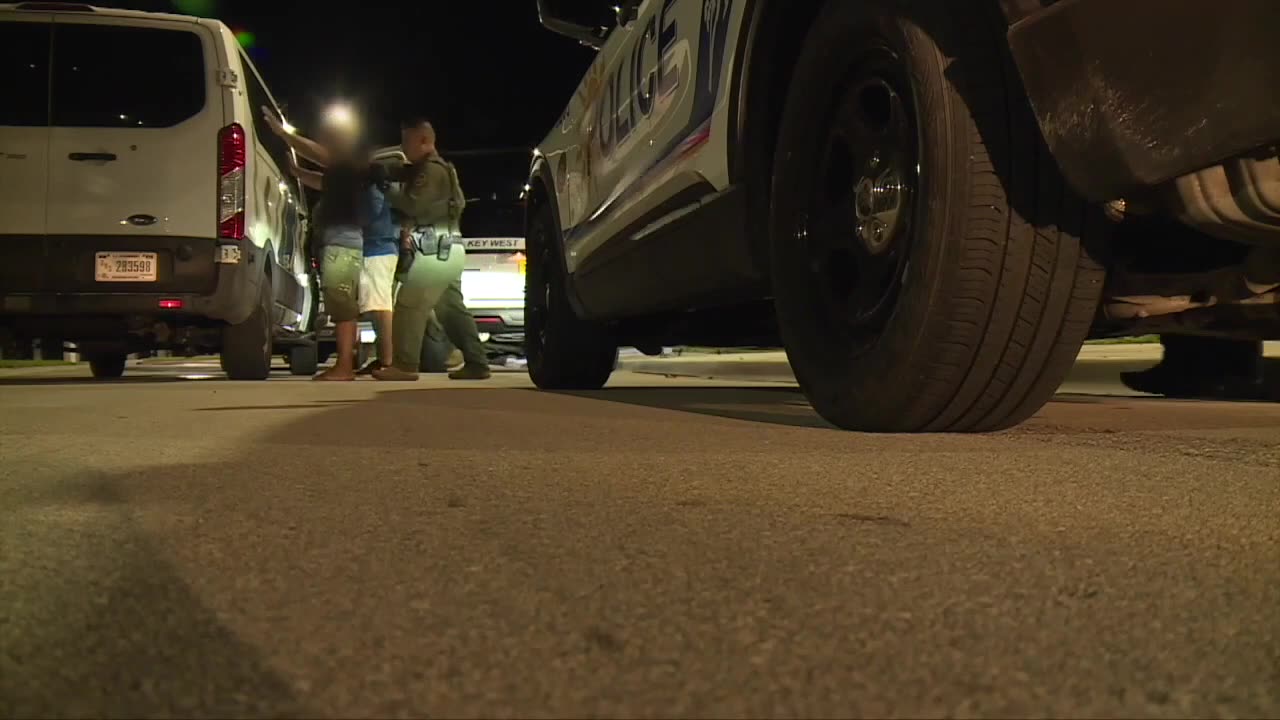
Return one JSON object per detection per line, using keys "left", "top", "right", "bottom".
{"left": 363, "top": 185, "right": 399, "bottom": 257}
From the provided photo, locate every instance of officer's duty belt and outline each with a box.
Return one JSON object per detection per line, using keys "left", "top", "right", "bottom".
{"left": 409, "top": 226, "right": 460, "bottom": 256}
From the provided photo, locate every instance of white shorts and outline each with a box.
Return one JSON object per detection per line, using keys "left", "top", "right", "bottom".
{"left": 358, "top": 254, "right": 398, "bottom": 313}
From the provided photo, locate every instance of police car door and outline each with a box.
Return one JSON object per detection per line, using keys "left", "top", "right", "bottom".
{"left": 554, "top": 4, "right": 638, "bottom": 271}
{"left": 568, "top": 0, "right": 735, "bottom": 273}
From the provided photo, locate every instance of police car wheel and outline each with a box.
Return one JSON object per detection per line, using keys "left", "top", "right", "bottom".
{"left": 525, "top": 202, "right": 618, "bottom": 390}
{"left": 87, "top": 352, "right": 127, "bottom": 379}
{"left": 220, "top": 279, "right": 273, "bottom": 381}
{"left": 769, "top": 0, "right": 1105, "bottom": 432}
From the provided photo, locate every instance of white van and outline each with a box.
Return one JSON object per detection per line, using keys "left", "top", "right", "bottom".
{"left": 0, "top": 2, "right": 315, "bottom": 379}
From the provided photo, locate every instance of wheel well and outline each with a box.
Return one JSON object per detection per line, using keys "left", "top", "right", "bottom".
{"left": 733, "top": 0, "right": 826, "bottom": 271}
{"left": 525, "top": 177, "right": 549, "bottom": 219}
{"left": 524, "top": 176, "right": 550, "bottom": 261}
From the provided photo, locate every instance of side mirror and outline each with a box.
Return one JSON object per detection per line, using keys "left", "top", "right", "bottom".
{"left": 616, "top": 0, "right": 640, "bottom": 26}
{"left": 535, "top": 0, "right": 610, "bottom": 50}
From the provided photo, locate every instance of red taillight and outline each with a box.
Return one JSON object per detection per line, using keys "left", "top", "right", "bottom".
{"left": 218, "top": 123, "right": 246, "bottom": 240}
{"left": 158, "top": 299, "right": 183, "bottom": 309}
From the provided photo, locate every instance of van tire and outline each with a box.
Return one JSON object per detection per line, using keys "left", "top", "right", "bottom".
{"left": 525, "top": 201, "right": 618, "bottom": 390}
{"left": 221, "top": 279, "right": 273, "bottom": 380}
{"left": 768, "top": 0, "right": 1105, "bottom": 432}
{"left": 88, "top": 352, "right": 127, "bottom": 379}
{"left": 288, "top": 344, "right": 318, "bottom": 376}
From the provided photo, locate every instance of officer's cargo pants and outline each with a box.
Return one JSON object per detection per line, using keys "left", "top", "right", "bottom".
{"left": 392, "top": 247, "right": 466, "bottom": 372}
{"left": 434, "top": 276, "right": 488, "bottom": 368}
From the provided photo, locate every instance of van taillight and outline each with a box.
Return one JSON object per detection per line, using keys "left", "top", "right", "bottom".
{"left": 218, "top": 123, "right": 246, "bottom": 240}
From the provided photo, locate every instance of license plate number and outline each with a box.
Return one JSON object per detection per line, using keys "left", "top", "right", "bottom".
{"left": 95, "top": 252, "right": 157, "bottom": 282}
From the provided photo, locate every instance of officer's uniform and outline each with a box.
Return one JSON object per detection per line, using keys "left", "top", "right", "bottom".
{"left": 408, "top": 156, "right": 487, "bottom": 372}
{"left": 379, "top": 152, "right": 484, "bottom": 376}
{"left": 433, "top": 264, "right": 489, "bottom": 371}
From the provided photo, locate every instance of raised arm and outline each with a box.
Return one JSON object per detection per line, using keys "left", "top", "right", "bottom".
{"left": 261, "top": 106, "right": 329, "bottom": 166}
{"left": 288, "top": 155, "right": 323, "bottom": 191}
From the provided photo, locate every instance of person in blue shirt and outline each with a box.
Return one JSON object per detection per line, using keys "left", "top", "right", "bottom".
{"left": 356, "top": 164, "right": 401, "bottom": 375}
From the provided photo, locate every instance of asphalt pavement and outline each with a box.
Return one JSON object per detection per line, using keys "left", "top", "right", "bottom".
{"left": 1, "top": 357, "right": 1277, "bottom": 718}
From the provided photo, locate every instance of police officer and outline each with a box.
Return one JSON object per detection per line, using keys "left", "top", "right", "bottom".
{"left": 373, "top": 118, "right": 491, "bottom": 381}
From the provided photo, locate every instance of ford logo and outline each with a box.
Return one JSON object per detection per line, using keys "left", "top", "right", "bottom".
{"left": 126, "top": 214, "right": 158, "bottom": 226}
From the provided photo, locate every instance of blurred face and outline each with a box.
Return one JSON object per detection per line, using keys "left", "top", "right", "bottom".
{"left": 319, "top": 125, "right": 360, "bottom": 160}
{"left": 401, "top": 126, "right": 430, "bottom": 163}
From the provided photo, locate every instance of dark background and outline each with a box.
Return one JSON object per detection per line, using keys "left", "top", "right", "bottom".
{"left": 95, "top": 0, "right": 596, "bottom": 152}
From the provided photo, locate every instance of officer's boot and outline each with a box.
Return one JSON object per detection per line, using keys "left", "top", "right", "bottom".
{"left": 448, "top": 363, "right": 492, "bottom": 381}
{"left": 1121, "top": 335, "right": 1264, "bottom": 399}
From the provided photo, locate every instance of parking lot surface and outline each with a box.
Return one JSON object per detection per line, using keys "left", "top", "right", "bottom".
{"left": 1, "top": 360, "right": 1277, "bottom": 717}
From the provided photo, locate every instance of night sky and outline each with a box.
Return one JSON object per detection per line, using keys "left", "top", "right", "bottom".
{"left": 96, "top": 0, "right": 597, "bottom": 152}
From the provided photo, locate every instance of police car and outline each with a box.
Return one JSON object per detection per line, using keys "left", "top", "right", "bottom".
{"left": 526, "top": 0, "right": 1280, "bottom": 432}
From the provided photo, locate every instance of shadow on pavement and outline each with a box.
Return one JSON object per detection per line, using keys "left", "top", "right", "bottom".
{"left": 195, "top": 402, "right": 360, "bottom": 412}
{"left": 0, "top": 476, "right": 310, "bottom": 718}
{"left": 559, "top": 385, "right": 1280, "bottom": 434}
{"left": 556, "top": 386, "right": 836, "bottom": 429}
{"left": 0, "top": 375, "right": 205, "bottom": 387}
{"left": 5, "top": 385, "right": 1278, "bottom": 717}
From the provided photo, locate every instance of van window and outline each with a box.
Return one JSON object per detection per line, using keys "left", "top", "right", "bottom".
{"left": 50, "top": 24, "right": 205, "bottom": 128}
{"left": 241, "top": 57, "right": 293, "bottom": 177}
{"left": 0, "top": 21, "right": 50, "bottom": 127}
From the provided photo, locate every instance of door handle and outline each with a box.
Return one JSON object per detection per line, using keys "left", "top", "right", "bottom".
{"left": 69, "top": 152, "right": 117, "bottom": 162}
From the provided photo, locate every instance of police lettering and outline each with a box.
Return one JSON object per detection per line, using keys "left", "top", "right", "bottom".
{"left": 598, "top": 0, "right": 679, "bottom": 160}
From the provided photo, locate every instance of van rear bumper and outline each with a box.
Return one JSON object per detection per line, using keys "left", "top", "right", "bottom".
{"left": 0, "top": 235, "right": 264, "bottom": 336}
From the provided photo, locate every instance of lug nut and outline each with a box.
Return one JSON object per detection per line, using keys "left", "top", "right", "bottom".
{"left": 1105, "top": 198, "right": 1127, "bottom": 222}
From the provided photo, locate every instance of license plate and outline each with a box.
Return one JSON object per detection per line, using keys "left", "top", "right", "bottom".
{"left": 95, "top": 252, "right": 158, "bottom": 282}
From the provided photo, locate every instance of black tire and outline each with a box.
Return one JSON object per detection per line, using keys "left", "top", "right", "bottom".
{"left": 88, "top": 352, "right": 127, "bottom": 379}
{"left": 525, "top": 201, "right": 618, "bottom": 390}
{"left": 288, "top": 344, "right": 318, "bottom": 376}
{"left": 220, "top": 279, "right": 273, "bottom": 380}
{"left": 39, "top": 337, "right": 65, "bottom": 361}
{"left": 769, "top": 0, "right": 1105, "bottom": 433}
{"left": 419, "top": 326, "right": 455, "bottom": 373}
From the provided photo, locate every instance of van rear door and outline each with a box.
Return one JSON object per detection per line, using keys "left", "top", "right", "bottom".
{"left": 0, "top": 15, "right": 52, "bottom": 235}
{"left": 44, "top": 18, "right": 221, "bottom": 241}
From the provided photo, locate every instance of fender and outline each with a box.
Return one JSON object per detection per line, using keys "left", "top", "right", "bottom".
{"left": 723, "top": 0, "right": 825, "bottom": 274}
{"left": 526, "top": 155, "right": 594, "bottom": 319}
{"left": 726, "top": 0, "right": 766, "bottom": 183}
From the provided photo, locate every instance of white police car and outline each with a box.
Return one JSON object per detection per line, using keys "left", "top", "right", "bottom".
{"left": 526, "top": 0, "right": 1280, "bottom": 431}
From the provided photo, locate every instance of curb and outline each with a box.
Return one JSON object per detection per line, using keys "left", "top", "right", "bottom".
{"left": 618, "top": 356, "right": 794, "bottom": 382}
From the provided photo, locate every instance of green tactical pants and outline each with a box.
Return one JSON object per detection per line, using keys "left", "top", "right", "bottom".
{"left": 392, "top": 247, "right": 467, "bottom": 372}
{"left": 433, "top": 275, "right": 488, "bottom": 368}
